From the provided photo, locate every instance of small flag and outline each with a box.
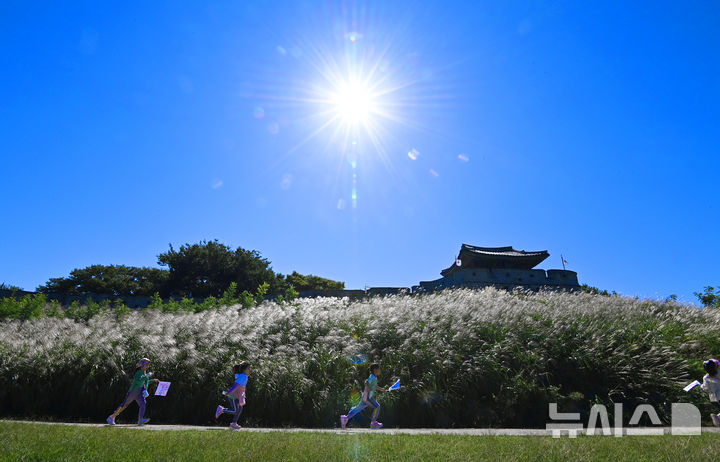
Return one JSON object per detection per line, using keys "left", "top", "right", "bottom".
{"left": 562, "top": 257, "right": 568, "bottom": 265}
{"left": 683, "top": 380, "right": 700, "bottom": 392}
{"left": 389, "top": 379, "right": 401, "bottom": 391}
{"left": 154, "top": 381, "right": 171, "bottom": 396}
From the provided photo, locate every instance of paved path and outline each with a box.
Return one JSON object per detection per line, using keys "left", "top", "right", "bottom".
{"left": 4, "top": 421, "right": 720, "bottom": 436}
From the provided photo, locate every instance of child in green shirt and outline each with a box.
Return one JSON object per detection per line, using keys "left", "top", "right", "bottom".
{"left": 106, "top": 358, "right": 160, "bottom": 425}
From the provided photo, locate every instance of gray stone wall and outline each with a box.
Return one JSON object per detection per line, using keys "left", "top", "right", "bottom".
{"left": 419, "top": 268, "right": 579, "bottom": 292}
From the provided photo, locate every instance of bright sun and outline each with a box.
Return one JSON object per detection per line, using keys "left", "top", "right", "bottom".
{"left": 330, "top": 79, "right": 376, "bottom": 125}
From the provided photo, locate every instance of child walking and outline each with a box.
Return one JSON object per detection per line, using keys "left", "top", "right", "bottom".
{"left": 701, "top": 358, "right": 720, "bottom": 427}
{"left": 106, "top": 358, "right": 160, "bottom": 426}
{"left": 340, "top": 363, "right": 386, "bottom": 429}
{"left": 215, "top": 361, "right": 251, "bottom": 430}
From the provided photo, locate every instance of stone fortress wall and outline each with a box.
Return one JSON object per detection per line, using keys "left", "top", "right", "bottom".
{"left": 417, "top": 268, "right": 579, "bottom": 292}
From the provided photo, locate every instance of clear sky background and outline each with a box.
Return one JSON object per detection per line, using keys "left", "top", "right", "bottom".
{"left": 2, "top": 1, "right": 718, "bottom": 303}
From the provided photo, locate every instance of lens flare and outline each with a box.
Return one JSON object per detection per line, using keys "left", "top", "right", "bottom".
{"left": 349, "top": 353, "right": 368, "bottom": 365}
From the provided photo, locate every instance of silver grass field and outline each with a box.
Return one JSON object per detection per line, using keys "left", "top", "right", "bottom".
{"left": 0, "top": 288, "right": 717, "bottom": 428}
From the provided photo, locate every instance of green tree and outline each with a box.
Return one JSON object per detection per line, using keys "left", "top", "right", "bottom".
{"left": 284, "top": 285, "right": 299, "bottom": 301}
{"left": 147, "top": 292, "right": 164, "bottom": 310}
{"left": 37, "top": 265, "right": 169, "bottom": 296}
{"left": 157, "top": 240, "right": 281, "bottom": 297}
{"left": 239, "top": 290, "right": 255, "bottom": 308}
{"left": 19, "top": 294, "right": 46, "bottom": 320}
{"left": 220, "top": 282, "right": 239, "bottom": 306}
{"left": 254, "top": 282, "right": 269, "bottom": 305}
{"left": 695, "top": 286, "right": 720, "bottom": 308}
{"left": 283, "top": 271, "right": 344, "bottom": 292}
{"left": 113, "top": 299, "right": 131, "bottom": 320}
{"left": 579, "top": 284, "right": 615, "bottom": 296}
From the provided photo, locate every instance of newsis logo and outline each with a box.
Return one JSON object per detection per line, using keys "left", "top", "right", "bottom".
{"left": 546, "top": 403, "right": 701, "bottom": 437}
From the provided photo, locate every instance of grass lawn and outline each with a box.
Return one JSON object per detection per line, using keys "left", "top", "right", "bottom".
{"left": 1, "top": 422, "right": 719, "bottom": 462}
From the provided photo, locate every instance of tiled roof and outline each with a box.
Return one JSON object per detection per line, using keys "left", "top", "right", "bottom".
{"left": 460, "top": 244, "right": 548, "bottom": 258}
{"left": 440, "top": 244, "right": 550, "bottom": 276}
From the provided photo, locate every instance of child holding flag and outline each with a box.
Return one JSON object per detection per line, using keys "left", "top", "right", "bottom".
{"left": 106, "top": 358, "right": 160, "bottom": 426}
{"left": 215, "top": 361, "right": 251, "bottom": 429}
{"left": 340, "top": 363, "right": 386, "bottom": 429}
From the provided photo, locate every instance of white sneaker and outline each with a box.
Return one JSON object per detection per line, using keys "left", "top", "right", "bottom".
{"left": 106, "top": 416, "right": 116, "bottom": 425}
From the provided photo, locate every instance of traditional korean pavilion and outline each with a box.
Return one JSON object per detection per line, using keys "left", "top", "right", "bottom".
{"left": 417, "top": 244, "right": 579, "bottom": 292}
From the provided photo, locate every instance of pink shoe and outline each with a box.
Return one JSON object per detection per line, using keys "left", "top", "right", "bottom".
{"left": 229, "top": 423, "right": 241, "bottom": 430}
{"left": 370, "top": 420, "right": 383, "bottom": 429}
{"left": 215, "top": 405, "right": 224, "bottom": 419}
{"left": 340, "top": 415, "right": 348, "bottom": 429}
{"left": 711, "top": 414, "right": 720, "bottom": 427}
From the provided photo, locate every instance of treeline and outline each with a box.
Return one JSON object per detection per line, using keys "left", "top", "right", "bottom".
{"left": 36, "top": 240, "right": 343, "bottom": 298}
{"left": 0, "top": 282, "right": 290, "bottom": 321}
{"left": 580, "top": 284, "right": 720, "bottom": 308}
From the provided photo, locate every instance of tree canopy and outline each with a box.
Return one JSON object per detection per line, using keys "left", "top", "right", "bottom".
{"left": 38, "top": 265, "right": 168, "bottom": 296}
{"left": 157, "top": 240, "right": 284, "bottom": 297}
{"left": 285, "top": 271, "right": 344, "bottom": 292}
{"left": 36, "top": 240, "right": 344, "bottom": 298}
{"left": 695, "top": 286, "right": 720, "bottom": 308}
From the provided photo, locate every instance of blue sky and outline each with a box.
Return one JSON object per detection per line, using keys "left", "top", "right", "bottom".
{"left": 2, "top": 1, "right": 718, "bottom": 303}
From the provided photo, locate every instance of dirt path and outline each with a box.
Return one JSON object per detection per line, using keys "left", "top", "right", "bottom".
{"left": 4, "top": 420, "right": 720, "bottom": 436}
